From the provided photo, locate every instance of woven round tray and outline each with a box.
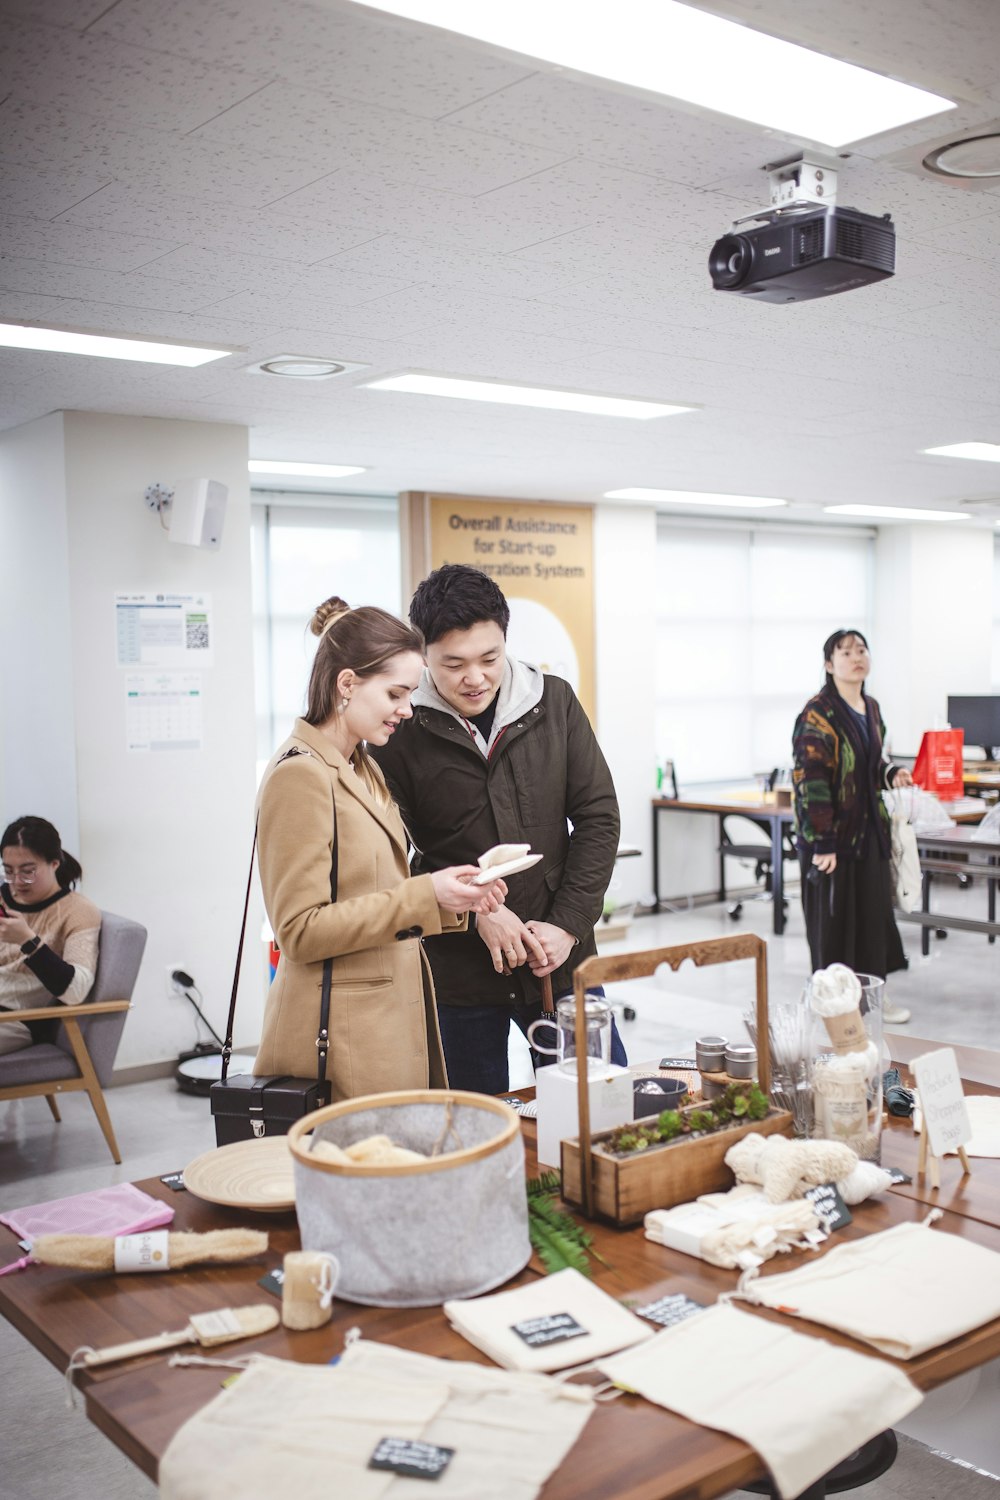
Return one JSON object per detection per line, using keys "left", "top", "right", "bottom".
{"left": 183, "top": 1136, "right": 295, "bottom": 1212}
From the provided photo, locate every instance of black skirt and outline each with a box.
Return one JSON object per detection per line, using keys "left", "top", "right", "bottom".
{"left": 799, "top": 840, "right": 906, "bottom": 979}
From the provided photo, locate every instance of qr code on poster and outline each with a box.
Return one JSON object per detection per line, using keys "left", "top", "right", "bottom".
{"left": 186, "top": 615, "right": 210, "bottom": 651}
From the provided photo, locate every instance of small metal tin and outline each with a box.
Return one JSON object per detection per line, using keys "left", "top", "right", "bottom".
{"left": 696, "top": 1035, "right": 728, "bottom": 1072}
{"left": 700, "top": 1074, "right": 727, "bottom": 1101}
{"left": 725, "top": 1044, "right": 757, "bottom": 1079}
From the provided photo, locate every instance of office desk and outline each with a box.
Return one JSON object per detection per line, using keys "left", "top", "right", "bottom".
{"left": 652, "top": 795, "right": 796, "bottom": 935}
{"left": 4, "top": 1114, "right": 1000, "bottom": 1500}
{"left": 963, "top": 769, "right": 1000, "bottom": 797}
{"left": 901, "top": 825, "right": 1000, "bottom": 956}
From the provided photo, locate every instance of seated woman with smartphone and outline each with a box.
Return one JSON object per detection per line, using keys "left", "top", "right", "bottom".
{"left": 0, "top": 815, "right": 101, "bottom": 1054}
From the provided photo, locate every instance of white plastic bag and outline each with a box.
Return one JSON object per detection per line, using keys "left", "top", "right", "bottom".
{"left": 885, "top": 785, "right": 954, "bottom": 836}
{"left": 970, "top": 801, "right": 1000, "bottom": 843}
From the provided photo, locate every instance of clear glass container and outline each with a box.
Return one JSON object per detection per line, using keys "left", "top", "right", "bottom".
{"left": 810, "top": 973, "right": 885, "bottom": 1162}
{"left": 526, "top": 993, "right": 613, "bottom": 1075}
{"left": 757, "top": 993, "right": 815, "bottom": 1138}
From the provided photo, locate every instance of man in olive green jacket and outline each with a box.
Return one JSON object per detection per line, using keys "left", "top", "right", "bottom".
{"left": 371, "top": 564, "right": 623, "bottom": 1093}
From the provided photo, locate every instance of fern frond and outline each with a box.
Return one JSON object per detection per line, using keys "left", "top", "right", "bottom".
{"left": 528, "top": 1211, "right": 592, "bottom": 1276}
{"left": 526, "top": 1170, "right": 562, "bottom": 1197}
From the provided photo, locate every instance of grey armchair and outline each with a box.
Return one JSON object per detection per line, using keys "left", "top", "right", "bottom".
{"left": 0, "top": 910, "right": 147, "bottom": 1163}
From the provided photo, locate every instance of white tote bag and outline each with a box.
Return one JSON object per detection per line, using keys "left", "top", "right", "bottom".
{"left": 888, "top": 789, "right": 921, "bottom": 913}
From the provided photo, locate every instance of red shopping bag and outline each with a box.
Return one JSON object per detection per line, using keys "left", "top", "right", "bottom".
{"left": 912, "top": 728, "right": 964, "bottom": 800}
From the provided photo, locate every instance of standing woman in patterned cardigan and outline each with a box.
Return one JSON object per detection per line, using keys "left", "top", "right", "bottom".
{"left": 0, "top": 816, "right": 101, "bottom": 1054}
{"left": 792, "top": 630, "right": 914, "bottom": 1024}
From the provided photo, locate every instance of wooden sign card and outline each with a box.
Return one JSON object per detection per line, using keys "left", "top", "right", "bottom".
{"left": 911, "top": 1047, "right": 972, "bottom": 1189}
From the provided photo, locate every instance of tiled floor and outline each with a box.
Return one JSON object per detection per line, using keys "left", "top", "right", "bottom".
{"left": 2, "top": 887, "right": 999, "bottom": 1497}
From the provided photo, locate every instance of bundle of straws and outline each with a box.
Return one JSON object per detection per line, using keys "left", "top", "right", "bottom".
{"left": 743, "top": 996, "right": 815, "bottom": 1138}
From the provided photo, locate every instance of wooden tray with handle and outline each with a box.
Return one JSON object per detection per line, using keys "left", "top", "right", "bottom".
{"left": 561, "top": 932, "right": 792, "bottom": 1224}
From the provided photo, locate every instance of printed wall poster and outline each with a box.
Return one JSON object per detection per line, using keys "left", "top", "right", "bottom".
{"left": 426, "top": 495, "right": 595, "bottom": 719}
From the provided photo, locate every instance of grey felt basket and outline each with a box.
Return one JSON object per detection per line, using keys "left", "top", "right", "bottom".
{"left": 287, "top": 1090, "right": 531, "bottom": 1307}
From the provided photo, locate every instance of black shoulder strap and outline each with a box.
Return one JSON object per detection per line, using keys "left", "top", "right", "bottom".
{"left": 221, "top": 767, "right": 338, "bottom": 1098}
{"left": 315, "top": 794, "right": 338, "bottom": 1096}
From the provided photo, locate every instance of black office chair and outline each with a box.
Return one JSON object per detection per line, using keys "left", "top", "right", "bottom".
{"left": 721, "top": 814, "right": 798, "bottom": 921}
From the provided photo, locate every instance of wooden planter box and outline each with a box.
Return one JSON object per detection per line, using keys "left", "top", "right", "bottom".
{"left": 561, "top": 1108, "right": 793, "bottom": 1226}
{"left": 560, "top": 932, "right": 789, "bottom": 1223}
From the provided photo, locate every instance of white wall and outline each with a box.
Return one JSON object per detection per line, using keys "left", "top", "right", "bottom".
{"left": 0, "top": 413, "right": 79, "bottom": 845}
{"left": 3, "top": 411, "right": 261, "bottom": 1072}
{"left": 593, "top": 503, "right": 659, "bottom": 906}
{"left": 874, "top": 524, "right": 994, "bottom": 755}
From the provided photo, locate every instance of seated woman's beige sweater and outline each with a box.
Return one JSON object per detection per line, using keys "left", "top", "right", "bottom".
{"left": 0, "top": 886, "right": 101, "bottom": 1054}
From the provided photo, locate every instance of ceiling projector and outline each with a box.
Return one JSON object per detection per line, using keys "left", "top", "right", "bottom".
{"left": 709, "top": 203, "right": 895, "bottom": 303}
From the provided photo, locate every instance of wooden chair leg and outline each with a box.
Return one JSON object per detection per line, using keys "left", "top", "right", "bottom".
{"left": 62, "top": 1018, "right": 122, "bottom": 1165}
{"left": 45, "top": 1094, "right": 62, "bottom": 1122}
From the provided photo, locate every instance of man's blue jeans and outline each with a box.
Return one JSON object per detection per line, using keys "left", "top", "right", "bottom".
{"left": 436, "top": 988, "right": 628, "bottom": 1095}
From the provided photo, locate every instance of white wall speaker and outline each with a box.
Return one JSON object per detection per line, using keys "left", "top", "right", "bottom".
{"left": 168, "top": 478, "right": 228, "bottom": 550}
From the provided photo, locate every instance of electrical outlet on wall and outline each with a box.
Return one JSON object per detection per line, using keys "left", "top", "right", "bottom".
{"left": 166, "top": 965, "right": 193, "bottom": 996}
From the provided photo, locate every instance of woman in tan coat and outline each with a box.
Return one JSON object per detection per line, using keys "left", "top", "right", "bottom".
{"left": 254, "top": 597, "right": 505, "bottom": 1101}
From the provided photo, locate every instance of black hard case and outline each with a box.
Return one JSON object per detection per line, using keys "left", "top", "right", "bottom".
{"left": 210, "top": 1072, "right": 326, "bottom": 1144}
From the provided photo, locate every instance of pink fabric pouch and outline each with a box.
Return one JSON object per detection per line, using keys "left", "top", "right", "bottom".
{"left": 0, "top": 1183, "right": 174, "bottom": 1274}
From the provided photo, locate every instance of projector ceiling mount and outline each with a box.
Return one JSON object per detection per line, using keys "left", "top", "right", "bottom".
{"left": 708, "top": 152, "right": 895, "bottom": 304}
{"left": 731, "top": 153, "right": 840, "bottom": 230}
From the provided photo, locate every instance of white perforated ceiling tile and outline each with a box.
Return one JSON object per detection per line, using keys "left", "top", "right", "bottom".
{"left": 1, "top": 0, "right": 1000, "bottom": 514}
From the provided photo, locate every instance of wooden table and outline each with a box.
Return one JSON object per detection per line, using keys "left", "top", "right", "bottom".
{"left": 4, "top": 1110, "right": 1000, "bottom": 1500}
{"left": 652, "top": 795, "right": 796, "bottom": 935}
{"left": 881, "top": 1040, "right": 1000, "bottom": 1230}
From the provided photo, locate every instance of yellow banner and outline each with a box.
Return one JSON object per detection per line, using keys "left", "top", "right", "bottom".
{"left": 428, "top": 495, "right": 595, "bottom": 719}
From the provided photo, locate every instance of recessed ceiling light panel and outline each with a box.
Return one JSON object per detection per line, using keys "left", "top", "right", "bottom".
{"left": 605, "top": 488, "right": 787, "bottom": 508}
{"left": 244, "top": 354, "right": 369, "bottom": 380}
{"left": 356, "top": 0, "right": 954, "bottom": 146}
{"left": 248, "top": 460, "right": 367, "bottom": 478}
{"left": 824, "top": 504, "right": 969, "bottom": 521}
{"left": 364, "top": 372, "right": 694, "bottom": 419}
{"left": 0, "top": 321, "right": 233, "bottom": 366}
{"left": 924, "top": 442, "right": 1000, "bottom": 463}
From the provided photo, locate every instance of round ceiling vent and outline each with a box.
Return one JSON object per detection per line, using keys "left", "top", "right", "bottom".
{"left": 923, "top": 133, "right": 1000, "bottom": 180}
{"left": 243, "top": 354, "right": 369, "bottom": 380}
{"left": 261, "top": 357, "right": 345, "bottom": 378}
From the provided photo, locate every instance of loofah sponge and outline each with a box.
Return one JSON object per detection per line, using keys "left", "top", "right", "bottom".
{"left": 309, "top": 1134, "right": 427, "bottom": 1167}
{"left": 726, "top": 1134, "right": 859, "bottom": 1203}
{"left": 31, "top": 1228, "right": 268, "bottom": 1272}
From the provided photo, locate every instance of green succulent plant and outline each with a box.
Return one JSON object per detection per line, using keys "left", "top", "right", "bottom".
{"left": 604, "top": 1077, "right": 773, "bottom": 1157}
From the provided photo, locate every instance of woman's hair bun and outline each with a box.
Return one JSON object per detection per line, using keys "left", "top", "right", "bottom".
{"left": 310, "top": 596, "right": 351, "bottom": 638}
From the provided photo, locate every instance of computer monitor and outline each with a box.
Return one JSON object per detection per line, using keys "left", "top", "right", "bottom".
{"left": 947, "top": 696, "right": 1000, "bottom": 758}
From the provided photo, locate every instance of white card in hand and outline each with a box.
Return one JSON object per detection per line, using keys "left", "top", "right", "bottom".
{"left": 472, "top": 852, "right": 543, "bottom": 884}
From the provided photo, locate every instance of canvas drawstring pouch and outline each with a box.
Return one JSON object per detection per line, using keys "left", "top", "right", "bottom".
{"left": 734, "top": 1212, "right": 1000, "bottom": 1359}
{"left": 443, "top": 1266, "right": 653, "bottom": 1373}
{"left": 597, "top": 1302, "right": 921, "bottom": 1500}
{"left": 160, "top": 1339, "right": 594, "bottom": 1500}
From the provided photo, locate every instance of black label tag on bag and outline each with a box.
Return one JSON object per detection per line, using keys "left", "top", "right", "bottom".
{"left": 369, "top": 1438, "right": 454, "bottom": 1480}
{"left": 159, "top": 1171, "right": 186, "bottom": 1191}
{"left": 658, "top": 1058, "right": 696, "bottom": 1070}
{"left": 258, "top": 1268, "right": 285, "bottom": 1298}
{"left": 804, "top": 1182, "right": 852, "bottom": 1232}
{"left": 884, "top": 1165, "right": 913, "bottom": 1185}
{"left": 635, "top": 1293, "right": 706, "bottom": 1328}
{"left": 511, "top": 1312, "right": 588, "bottom": 1348}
